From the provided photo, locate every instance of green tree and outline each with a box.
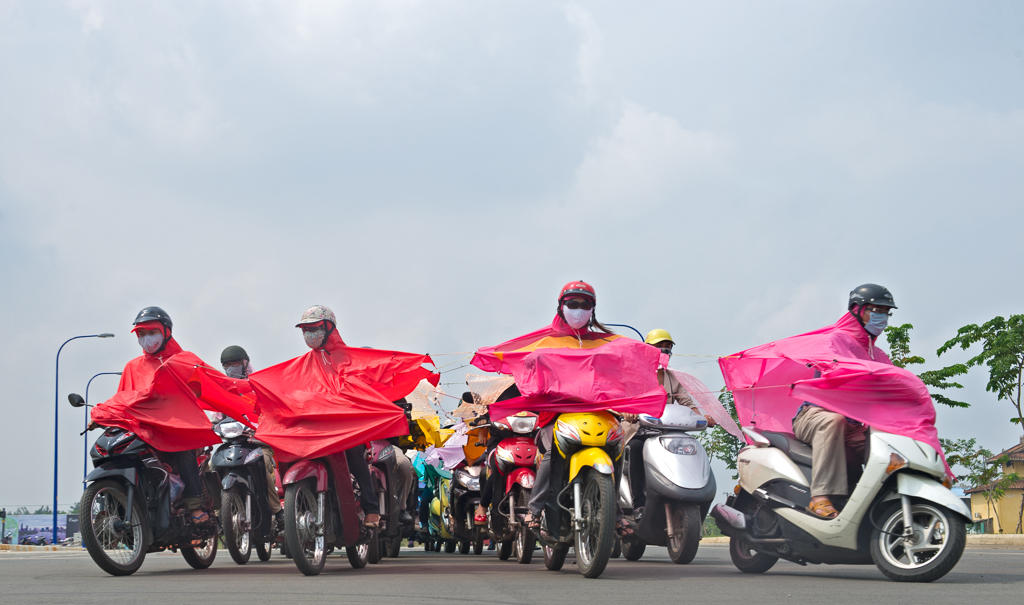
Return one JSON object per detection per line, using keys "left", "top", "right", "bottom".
{"left": 12, "top": 506, "right": 30, "bottom": 515}
{"left": 884, "top": 323, "right": 970, "bottom": 408}
{"left": 941, "top": 437, "right": 1020, "bottom": 532}
{"left": 698, "top": 388, "right": 743, "bottom": 479}
{"left": 936, "top": 315, "right": 1024, "bottom": 431}
{"left": 32, "top": 505, "right": 52, "bottom": 515}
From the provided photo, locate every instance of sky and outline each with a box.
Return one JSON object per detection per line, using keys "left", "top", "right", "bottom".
{"left": 1, "top": 0, "right": 1022, "bottom": 507}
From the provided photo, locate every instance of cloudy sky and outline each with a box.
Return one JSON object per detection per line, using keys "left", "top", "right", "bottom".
{"left": 1, "top": 1, "right": 1022, "bottom": 507}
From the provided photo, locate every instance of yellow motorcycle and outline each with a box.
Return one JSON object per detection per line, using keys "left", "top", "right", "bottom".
{"left": 540, "top": 411, "right": 623, "bottom": 578}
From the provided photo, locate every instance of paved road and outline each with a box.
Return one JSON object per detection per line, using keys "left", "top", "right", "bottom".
{"left": 2, "top": 543, "right": 1022, "bottom": 604}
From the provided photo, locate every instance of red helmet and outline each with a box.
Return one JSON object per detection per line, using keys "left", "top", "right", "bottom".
{"left": 558, "top": 280, "right": 596, "bottom": 303}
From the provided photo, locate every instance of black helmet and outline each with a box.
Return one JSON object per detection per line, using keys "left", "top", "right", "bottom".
{"left": 848, "top": 284, "right": 897, "bottom": 310}
{"left": 220, "top": 345, "right": 249, "bottom": 365}
{"left": 133, "top": 306, "right": 173, "bottom": 331}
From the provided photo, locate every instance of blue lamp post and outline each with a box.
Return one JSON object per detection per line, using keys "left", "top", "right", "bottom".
{"left": 54, "top": 333, "right": 114, "bottom": 543}
{"left": 82, "top": 371, "right": 122, "bottom": 489}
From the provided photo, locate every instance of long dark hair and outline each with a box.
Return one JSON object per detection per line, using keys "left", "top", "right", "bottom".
{"left": 556, "top": 303, "right": 615, "bottom": 335}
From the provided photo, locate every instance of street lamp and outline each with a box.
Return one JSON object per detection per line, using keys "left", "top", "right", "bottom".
{"left": 54, "top": 333, "right": 114, "bottom": 543}
{"left": 82, "top": 372, "right": 122, "bottom": 489}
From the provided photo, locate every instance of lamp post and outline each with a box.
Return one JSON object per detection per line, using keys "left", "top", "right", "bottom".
{"left": 83, "top": 371, "right": 122, "bottom": 489}
{"left": 55, "top": 333, "right": 114, "bottom": 543}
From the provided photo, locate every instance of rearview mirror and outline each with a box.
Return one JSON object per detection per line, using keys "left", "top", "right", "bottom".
{"left": 68, "top": 393, "right": 86, "bottom": 408}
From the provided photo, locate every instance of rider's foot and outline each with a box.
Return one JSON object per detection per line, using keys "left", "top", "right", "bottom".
{"left": 807, "top": 497, "right": 839, "bottom": 519}
{"left": 523, "top": 512, "right": 541, "bottom": 532}
{"left": 189, "top": 509, "right": 210, "bottom": 524}
{"left": 615, "top": 517, "right": 635, "bottom": 537}
{"left": 474, "top": 505, "right": 487, "bottom": 525}
{"left": 364, "top": 513, "right": 381, "bottom": 528}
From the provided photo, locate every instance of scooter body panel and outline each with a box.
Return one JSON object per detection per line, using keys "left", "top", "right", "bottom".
{"left": 642, "top": 432, "right": 712, "bottom": 492}
{"left": 897, "top": 473, "right": 970, "bottom": 520}
{"left": 568, "top": 447, "right": 614, "bottom": 482}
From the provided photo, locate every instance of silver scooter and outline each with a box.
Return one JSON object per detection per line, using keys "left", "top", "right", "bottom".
{"left": 711, "top": 425, "right": 969, "bottom": 582}
{"left": 618, "top": 405, "right": 716, "bottom": 563}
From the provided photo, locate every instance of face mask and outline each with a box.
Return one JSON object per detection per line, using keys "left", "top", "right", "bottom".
{"left": 303, "top": 329, "right": 326, "bottom": 349}
{"left": 224, "top": 365, "right": 247, "bottom": 379}
{"left": 563, "top": 306, "right": 593, "bottom": 330}
{"left": 864, "top": 312, "right": 889, "bottom": 336}
{"left": 138, "top": 333, "right": 164, "bottom": 355}
{"left": 659, "top": 347, "right": 673, "bottom": 357}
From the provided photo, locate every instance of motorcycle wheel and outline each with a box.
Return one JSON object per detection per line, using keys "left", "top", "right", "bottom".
{"left": 869, "top": 500, "right": 966, "bottom": 582}
{"left": 347, "top": 541, "right": 370, "bottom": 569}
{"left": 444, "top": 539, "right": 457, "bottom": 553}
{"left": 387, "top": 535, "right": 402, "bottom": 558}
{"left": 728, "top": 535, "right": 778, "bottom": 574}
{"left": 368, "top": 528, "right": 382, "bottom": 564}
{"left": 611, "top": 537, "right": 621, "bottom": 558}
{"left": 180, "top": 534, "right": 218, "bottom": 569}
{"left": 424, "top": 539, "right": 433, "bottom": 552}
{"left": 80, "top": 479, "right": 148, "bottom": 576}
{"left": 473, "top": 531, "right": 484, "bottom": 556}
{"left": 458, "top": 539, "right": 470, "bottom": 554}
{"left": 621, "top": 536, "right": 646, "bottom": 561}
{"left": 574, "top": 471, "right": 616, "bottom": 578}
{"left": 543, "top": 542, "right": 569, "bottom": 571}
{"left": 221, "top": 487, "right": 251, "bottom": 565}
{"left": 498, "top": 540, "right": 514, "bottom": 560}
{"left": 515, "top": 525, "right": 534, "bottom": 564}
{"left": 284, "top": 480, "right": 326, "bottom": 576}
{"left": 255, "top": 539, "right": 272, "bottom": 562}
{"left": 666, "top": 503, "right": 701, "bottom": 564}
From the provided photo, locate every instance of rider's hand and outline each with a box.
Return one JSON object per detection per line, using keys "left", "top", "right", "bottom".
{"left": 87, "top": 421, "right": 100, "bottom": 431}
{"left": 622, "top": 413, "right": 639, "bottom": 423}
{"left": 704, "top": 415, "right": 717, "bottom": 428}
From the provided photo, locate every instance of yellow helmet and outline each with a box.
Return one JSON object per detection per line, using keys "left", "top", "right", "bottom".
{"left": 645, "top": 328, "right": 674, "bottom": 346}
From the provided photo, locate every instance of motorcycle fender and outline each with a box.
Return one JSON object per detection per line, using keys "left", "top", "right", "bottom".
{"left": 86, "top": 465, "right": 138, "bottom": 486}
{"left": 221, "top": 472, "right": 250, "bottom": 492}
{"left": 896, "top": 473, "right": 971, "bottom": 521}
{"left": 507, "top": 467, "right": 536, "bottom": 492}
{"left": 568, "top": 447, "right": 614, "bottom": 483}
{"left": 430, "top": 497, "right": 441, "bottom": 517}
{"left": 282, "top": 460, "right": 327, "bottom": 492}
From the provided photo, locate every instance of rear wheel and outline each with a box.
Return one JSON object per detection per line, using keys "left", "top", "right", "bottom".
{"left": 515, "top": 525, "right": 534, "bottom": 564}
{"left": 444, "top": 539, "right": 456, "bottom": 553}
{"left": 255, "top": 539, "right": 272, "bottom": 562}
{"left": 869, "top": 501, "right": 966, "bottom": 582}
{"left": 458, "top": 538, "right": 470, "bottom": 554}
{"left": 543, "top": 542, "right": 569, "bottom": 571}
{"left": 574, "top": 471, "right": 616, "bottom": 578}
{"left": 621, "top": 536, "right": 646, "bottom": 561}
{"left": 729, "top": 535, "right": 778, "bottom": 574}
{"left": 367, "top": 528, "right": 382, "bottom": 564}
{"left": 666, "top": 503, "right": 701, "bottom": 564}
{"left": 180, "top": 535, "right": 218, "bottom": 569}
{"left": 473, "top": 527, "right": 485, "bottom": 555}
{"left": 387, "top": 535, "right": 402, "bottom": 557}
{"left": 80, "top": 480, "right": 148, "bottom": 576}
{"left": 221, "top": 488, "right": 251, "bottom": 565}
{"left": 347, "top": 541, "right": 370, "bottom": 569}
{"left": 284, "top": 480, "right": 326, "bottom": 576}
{"left": 498, "top": 539, "right": 514, "bottom": 560}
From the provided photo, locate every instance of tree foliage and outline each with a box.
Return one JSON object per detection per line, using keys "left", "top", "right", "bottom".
{"left": 936, "top": 315, "right": 1024, "bottom": 431}
{"left": 698, "top": 388, "right": 743, "bottom": 479}
{"left": 941, "top": 437, "right": 1020, "bottom": 531}
{"left": 884, "top": 323, "right": 970, "bottom": 408}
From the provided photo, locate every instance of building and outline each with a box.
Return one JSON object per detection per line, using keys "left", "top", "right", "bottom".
{"left": 966, "top": 437, "right": 1024, "bottom": 534}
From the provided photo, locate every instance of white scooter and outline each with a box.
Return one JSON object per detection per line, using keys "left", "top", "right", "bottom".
{"left": 711, "top": 424, "right": 969, "bottom": 582}
{"left": 618, "top": 405, "right": 716, "bottom": 564}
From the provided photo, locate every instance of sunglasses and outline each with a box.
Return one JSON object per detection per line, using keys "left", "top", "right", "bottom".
{"left": 563, "top": 300, "right": 594, "bottom": 310}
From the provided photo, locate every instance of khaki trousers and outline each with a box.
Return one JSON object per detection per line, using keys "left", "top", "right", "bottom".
{"left": 792, "top": 406, "right": 867, "bottom": 498}
{"left": 263, "top": 449, "right": 283, "bottom": 513}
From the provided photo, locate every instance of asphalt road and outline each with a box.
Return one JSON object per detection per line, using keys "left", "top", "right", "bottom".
{"left": 2, "top": 543, "right": 1022, "bottom": 605}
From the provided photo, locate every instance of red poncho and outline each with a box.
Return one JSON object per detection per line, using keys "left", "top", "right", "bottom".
{"left": 472, "top": 315, "right": 666, "bottom": 420}
{"left": 90, "top": 338, "right": 221, "bottom": 452}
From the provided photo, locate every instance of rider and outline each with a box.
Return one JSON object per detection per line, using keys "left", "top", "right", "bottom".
{"left": 295, "top": 305, "right": 381, "bottom": 528}
{"left": 792, "top": 283, "right": 896, "bottom": 519}
{"left": 622, "top": 329, "right": 716, "bottom": 509}
{"left": 219, "top": 345, "right": 284, "bottom": 522}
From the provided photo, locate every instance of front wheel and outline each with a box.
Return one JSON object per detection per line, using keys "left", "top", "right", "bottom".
{"left": 869, "top": 500, "right": 966, "bottom": 582}
{"left": 347, "top": 541, "right": 370, "bottom": 568}
{"left": 498, "top": 539, "right": 514, "bottom": 560}
{"left": 180, "top": 535, "right": 218, "bottom": 569}
{"left": 255, "top": 539, "right": 272, "bottom": 562}
{"left": 386, "top": 535, "right": 402, "bottom": 558}
{"left": 515, "top": 525, "right": 534, "bottom": 564}
{"left": 621, "top": 536, "right": 646, "bottom": 561}
{"left": 284, "top": 480, "right": 326, "bottom": 576}
{"left": 80, "top": 479, "right": 148, "bottom": 576}
{"left": 574, "top": 471, "right": 616, "bottom": 578}
{"left": 221, "top": 488, "right": 251, "bottom": 565}
{"left": 367, "top": 528, "right": 381, "bottom": 564}
{"left": 729, "top": 535, "right": 778, "bottom": 574}
{"left": 666, "top": 503, "right": 701, "bottom": 564}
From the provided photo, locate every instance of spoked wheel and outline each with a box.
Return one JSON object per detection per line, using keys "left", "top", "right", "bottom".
{"left": 870, "top": 501, "right": 966, "bottom": 582}
{"left": 181, "top": 533, "right": 218, "bottom": 569}
{"left": 543, "top": 542, "right": 569, "bottom": 571}
{"left": 573, "top": 471, "right": 616, "bottom": 578}
{"left": 515, "top": 524, "right": 534, "bottom": 564}
{"left": 367, "top": 528, "right": 382, "bottom": 564}
{"left": 221, "top": 488, "right": 251, "bottom": 565}
{"left": 80, "top": 480, "right": 148, "bottom": 576}
{"left": 284, "top": 480, "right": 326, "bottom": 576}
{"left": 666, "top": 503, "right": 701, "bottom": 564}
{"left": 347, "top": 540, "right": 370, "bottom": 569}
{"left": 728, "top": 535, "right": 778, "bottom": 574}
{"left": 255, "top": 539, "right": 272, "bottom": 561}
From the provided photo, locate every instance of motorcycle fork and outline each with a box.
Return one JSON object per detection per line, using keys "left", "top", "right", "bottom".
{"left": 316, "top": 491, "right": 326, "bottom": 536}
{"left": 572, "top": 481, "right": 583, "bottom": 532}
{"left": 900, "top": 495, "right": 915, "bottom": 541}
{"left": 123, "top": 483, "right": 136, "bottom": 526}
{"left": 245, "top": 492, "right": 252, "bottom": 532}
{"left": 665, "top": 502, "right": 676, "bottom": 538}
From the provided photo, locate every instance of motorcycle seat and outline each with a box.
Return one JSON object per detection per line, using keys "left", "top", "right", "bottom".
{"left": 761, "top": 431, "right": 814, "bottom": 467}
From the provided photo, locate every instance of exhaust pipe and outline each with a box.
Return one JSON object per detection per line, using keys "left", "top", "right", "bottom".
{"left": 712, "top": 504, "right": 746, "bottom": 530}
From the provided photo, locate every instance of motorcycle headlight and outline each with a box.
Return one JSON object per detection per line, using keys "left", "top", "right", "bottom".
{"left": 509, "top": 415, "right": 537, "bottom": 434}
{"left": 215, "top": 420, "right": 246, "bottom": 439}
{"left": 660, "top": 435, "right": 698, "bottom": 455}
{"left": 456, "top": 471, "right": 480, "bottom": 490}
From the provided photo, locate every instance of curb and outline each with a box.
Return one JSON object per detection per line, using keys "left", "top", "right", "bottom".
{"left": 0, "top": 544, "right": 80, "bottom": 552}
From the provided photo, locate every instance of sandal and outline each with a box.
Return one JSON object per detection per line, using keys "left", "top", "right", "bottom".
{"left": 474, "top": 508, "right": 487, "bottom": 526}
{"left": 189, "top": 509, "right": 210, "bottom": 524}
{"left": 523, "top": 512, "right": 541, "bottom": 532}
{"left": 615, "top": 518, "right": 635, "bottom": 537}
{"left": 807, "top": 499, "right": 839, "bottom": 519}
{"left": 364, "top": 513, "right": 381, "bottom": 528}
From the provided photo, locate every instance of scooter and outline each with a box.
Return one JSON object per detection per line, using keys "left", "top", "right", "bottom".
{"left": 430, "top": 473, "right": 457, "bottom": 552}
{"left": 210, "top": 416, "right": 281, "bottom": 564}
{"left": 618, "top": 405, "right": 715, "bottom": 564}
{"left": 368, "top": 439, "right": 410, "bottom": 560}
{"left": 711, "top": 425, "right": 969, "bottom": 582}
{"left": 539, "top": 411, "right": 623, "bottom": 578}
{"left": 486, "top": 411, "right": 539, "bottom": 563}
{"left": 446, "top": 425, "right": 489, "bottom": 555}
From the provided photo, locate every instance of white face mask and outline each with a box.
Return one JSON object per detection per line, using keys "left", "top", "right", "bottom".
{"left": 303, "top": 329, "right": 326, "bottom": 349}
{"left": 138, "top": 333, "right": 164, "bottom": 355}
{"left": 562, "top": 306, "right": 593, "bottom": 330}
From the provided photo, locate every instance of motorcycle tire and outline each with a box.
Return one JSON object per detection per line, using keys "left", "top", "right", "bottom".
{"left": 180, "top": 534, "right": 218, "bottom": 570}
{"left": 869, "top": 500, "right": 966, "bottom": 582}
{"left": 221, "top": 487, "right": 252, "bottom": 565}
{"left": 255, "top": 539, "right": 272, "bottom": 562}
{"left": 611, "top": 537, "right": 621, "bottom": 558}
{"left": 458, "top": 539, "right": 470, "bottom": 554}
{"left": 444, "top": 539, "right": 457, "bottom": 553}
{"left": 728, "top": 535, "right": 778, "bottom": 574}
{"left": 498, "top": 540, "right": 514, "bottom": 560}
{"left": 80, "top": 479, "right": 149, "bottom": 576}
{"left": 515, "top": 526, "right": 534, "bottom": 564}
{"left": 284, "top": 480, "right": 327, "bottom": 576}
{"left": 424, "top": 539, "right": 433, "bottom": 552}
{"left": 543, "top": 542, "right": 569, "bottom": 571}
{"left": 621, "top": 536, "right": 646, "bottom": 561}
{"left": 473, "top": 533, "right": 484, "bottom": 556}
{"left": 368, "top": 528, "right": 382, "bottom": 564}
{"left": 347, "top": 541, "right": 370, "bottom": 569}
{"left": 574, "top": 470, "right": 616, "bottom": 578}
{"left": 666, "top": 503, "right": 701, "bottom": 564}
{"left": 387, "top": 535, "right": 402, "bottom": 558}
